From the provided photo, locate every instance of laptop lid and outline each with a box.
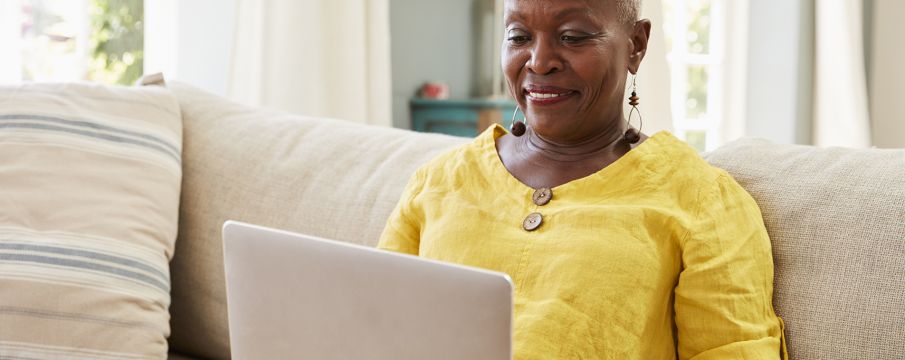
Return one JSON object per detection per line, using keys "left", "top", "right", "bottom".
{"left": 222, "top": 221, "right": 513, "bottom": 360}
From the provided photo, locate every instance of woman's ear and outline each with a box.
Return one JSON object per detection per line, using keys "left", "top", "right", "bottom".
{"left": 627, "top": 19, "right": 652, "bottom": 74}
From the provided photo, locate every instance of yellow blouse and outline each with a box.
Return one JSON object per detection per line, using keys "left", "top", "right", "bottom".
{"left": 378, "top": 125, "right": 787, "bottom": 359}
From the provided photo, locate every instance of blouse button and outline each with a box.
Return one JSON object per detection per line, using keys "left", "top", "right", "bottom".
{"left": 532, "top": 188, "right": 553, "bottom": 206}
{"left": 523, "top": 212, "right": 543, "bottom": 231}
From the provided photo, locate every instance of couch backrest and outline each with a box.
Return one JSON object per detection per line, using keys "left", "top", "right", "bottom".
{"left": 168, "top": 83, "right": 904, "bottom": 359}
{"left": 167, "top": 83, "right": 468, "bottom": 359}
{"left": 705, "top": 139, "right": 905, "bottom": 359}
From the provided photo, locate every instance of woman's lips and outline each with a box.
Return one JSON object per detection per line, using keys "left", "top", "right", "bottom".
{"left": 525, "top": 89, "right": 577, "bottom": 105}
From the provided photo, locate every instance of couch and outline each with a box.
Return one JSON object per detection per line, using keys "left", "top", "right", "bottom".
{"left": 2, "top": 81, "right": 903, "bottom": 360}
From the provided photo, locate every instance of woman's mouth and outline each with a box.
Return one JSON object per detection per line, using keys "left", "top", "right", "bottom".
{"left": 524, "top": 88, "right": 576, "bottom": 106}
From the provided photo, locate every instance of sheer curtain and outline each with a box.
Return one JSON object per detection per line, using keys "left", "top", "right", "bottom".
{"left": 228, "top": 0, "right": 393, "bottom": 126}
{"left": 718, "top": 0, "right": 750, "bottom": 145}
{"left": 813, "top": 0, "right": 872, "bottom": 147}
{"left": 868, "top": 0, "right": 905, "bottom": 148}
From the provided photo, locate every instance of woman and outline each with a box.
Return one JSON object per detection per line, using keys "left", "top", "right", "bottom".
{"left": 379, "top": 0, "right": 787, "bottom": 358}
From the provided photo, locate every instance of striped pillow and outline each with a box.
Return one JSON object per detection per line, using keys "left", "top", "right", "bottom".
{"left": 0, "top": 83, "right": 181, "bottom": 359}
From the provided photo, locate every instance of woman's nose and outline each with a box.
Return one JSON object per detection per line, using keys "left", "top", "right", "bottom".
{"left": 526, "top": 36, "right": 563, "bottom": 75}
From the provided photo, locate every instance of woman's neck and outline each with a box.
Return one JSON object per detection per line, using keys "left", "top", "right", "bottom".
{"left": 519, "top": 123, "right": 628, "bottom": 163}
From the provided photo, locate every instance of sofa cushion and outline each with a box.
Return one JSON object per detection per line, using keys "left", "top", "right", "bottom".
{"left": 0, "top": 83, "right": 182, "bottom": 358}
{"left": 167, "top": 83, "right": 468, "bottom": 359}
{"left": 704, "top": 138, "right": 905, "bottom": 359}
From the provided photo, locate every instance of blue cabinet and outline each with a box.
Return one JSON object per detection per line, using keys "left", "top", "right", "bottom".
{"left": 411, "top": 98, "right": 517, "bottom": 137}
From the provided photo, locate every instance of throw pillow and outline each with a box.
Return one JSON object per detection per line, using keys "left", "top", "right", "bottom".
{"left": 0, "top": 82, "right": 181, "bottom": 359}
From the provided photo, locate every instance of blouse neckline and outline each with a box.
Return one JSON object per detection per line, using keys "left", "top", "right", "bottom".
{"left": 480, "top": 123, "right": 677, "bottom": 194}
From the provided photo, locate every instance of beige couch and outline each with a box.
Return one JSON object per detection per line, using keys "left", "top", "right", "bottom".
{"left": 156, "top": 83, "right": 903, "bottom": 359}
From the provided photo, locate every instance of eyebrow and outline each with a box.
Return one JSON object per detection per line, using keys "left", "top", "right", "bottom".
{"left": 505, "top": 7, "right": 596, "bottom": 24}
{"left": 553, "top": 7, "right": 592, "bottom": 20}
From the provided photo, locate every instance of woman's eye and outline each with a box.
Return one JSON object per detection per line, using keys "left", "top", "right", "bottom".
{"left": 506, "top": 29, "right": 530, "bottom": 45}
{"left": 561, "top": 34, "right": 589, "bottom": 43}
{"left": 507, "top": 35, "right": 530, "bottom": 45}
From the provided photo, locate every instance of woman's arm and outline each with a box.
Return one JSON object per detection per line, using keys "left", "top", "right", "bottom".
{"left": 674, "top": 173, "right": 788, "bottom": 360}
{"left": 376, "top": 168, "right": 427, "bottom": 255}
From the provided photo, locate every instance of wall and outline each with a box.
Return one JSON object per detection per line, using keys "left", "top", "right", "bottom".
{"left": 389, "top": 0, "right": 480, "bottom": 129}
{"left": 870, "top": 0, "right": 905, "bottom": 148}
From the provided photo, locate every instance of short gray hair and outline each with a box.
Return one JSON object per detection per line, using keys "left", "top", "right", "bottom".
{"left": 618, "top": 0, "right": 642, "bottom": 24}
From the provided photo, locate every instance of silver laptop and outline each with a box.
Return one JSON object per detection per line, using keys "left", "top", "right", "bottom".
{"left": 222, "top": 221, "right": 513, "bottom": 360}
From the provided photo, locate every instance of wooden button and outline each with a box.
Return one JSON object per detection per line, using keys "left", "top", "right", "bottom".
{"left": 523, "top": 212, "right": 543, "bottom": 231}
{"left": 532, "top": 188, "right": 552, "bottom": 206}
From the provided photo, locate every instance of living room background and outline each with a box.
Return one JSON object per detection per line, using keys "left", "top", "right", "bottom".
{"left": 1, "top": 0, "right": 902, "bottom": 149}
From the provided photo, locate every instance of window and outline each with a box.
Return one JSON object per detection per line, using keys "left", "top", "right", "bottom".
{"left": 663, "top": 0, "right": 727, "bottom": 151}
{"left": 0, "top": 0, "right": 144, "bottom": 85}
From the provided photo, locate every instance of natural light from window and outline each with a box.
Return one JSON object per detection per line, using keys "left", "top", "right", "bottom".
{"left": 663, "top": 0, "right": 725, "bottom": 151}
{"left": 0, "top": 0, "right": 144, "bottom": 85}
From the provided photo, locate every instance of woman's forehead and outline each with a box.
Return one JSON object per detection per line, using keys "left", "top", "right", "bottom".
{"left": 504, "top": 0, "right": 620, "bottom": 23}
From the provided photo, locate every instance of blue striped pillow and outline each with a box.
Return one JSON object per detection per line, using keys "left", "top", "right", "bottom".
{"left": 0, "top": 82, "right": 181, "bottom": 359}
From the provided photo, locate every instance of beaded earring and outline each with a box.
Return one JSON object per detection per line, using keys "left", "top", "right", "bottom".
{"left": 510, "top": 106, "right": 527, "bottom": 136}
{"left": 624, "top": 75, "right": 643, "bottom": 144}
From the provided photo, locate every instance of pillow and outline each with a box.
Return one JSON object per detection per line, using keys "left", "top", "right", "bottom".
{"left": 704, "top": 138, "right": 905, "bottom": 359}
{"left": 0, "top": 82, "right": 182, "bottom": 359}
{"left": 166, "top": 83, "right": 468, "bottom": 359}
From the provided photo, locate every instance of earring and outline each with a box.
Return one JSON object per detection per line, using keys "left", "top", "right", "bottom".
{"left": 510, "top": 106, "right": 527, "bottom": 136}
{"left": 624, "top": 75, "right": 642, "bottom": 144}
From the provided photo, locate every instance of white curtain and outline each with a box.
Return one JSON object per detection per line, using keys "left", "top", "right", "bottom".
{"left": 629, "top": 0, "right": 673, "bottom": 134}
{"left": 228, "top": 0, "right": 393, "bottom": 126}
{"left": 718, "top": 0, "right": 750, "bottom": 145}
{"left": 813, "top": 0, "right": 872, "bottom": 147}
{"left": 869, "top": 0, "right": 905, "bottom": 149}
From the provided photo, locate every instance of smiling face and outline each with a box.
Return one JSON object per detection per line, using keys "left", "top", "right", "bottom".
{"left": 503, "top": 0, "right": 649, "bottom": 141}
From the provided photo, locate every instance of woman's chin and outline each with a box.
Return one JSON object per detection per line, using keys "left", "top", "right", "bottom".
{"left": 528, "top": 120, "right": 577, "bottom": 139}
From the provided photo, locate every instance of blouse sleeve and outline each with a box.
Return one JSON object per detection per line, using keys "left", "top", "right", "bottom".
{"left": 376, "top": 168, "right": 427, "bottom": 255}
{"left": 675, "top": 173, "right": 788, "bottom": 360}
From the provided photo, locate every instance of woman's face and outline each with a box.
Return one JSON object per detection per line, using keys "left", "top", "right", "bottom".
{"left": 502, "top": 0, "right": 648, "bottom": 141}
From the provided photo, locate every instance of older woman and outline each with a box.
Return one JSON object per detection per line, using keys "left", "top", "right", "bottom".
{"left": 379, "top": 0, "right": 787, "bottom": 358}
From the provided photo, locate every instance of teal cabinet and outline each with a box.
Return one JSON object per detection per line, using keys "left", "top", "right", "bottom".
{"left": 411, "top": 98, "right": 517, "bottom": 137}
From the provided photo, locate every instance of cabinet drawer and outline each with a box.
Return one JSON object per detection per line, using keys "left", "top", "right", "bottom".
{"left": 410, "top": 98, "right": 517, "bottom": 137}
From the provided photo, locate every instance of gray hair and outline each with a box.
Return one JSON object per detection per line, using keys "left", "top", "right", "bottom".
{"left": 618, "top": 0, "right": 642, "bottom": 24}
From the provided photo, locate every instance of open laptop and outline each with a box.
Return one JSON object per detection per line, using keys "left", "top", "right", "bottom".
{"left": 222, "top": 221, "right": 514, "bottom": 360}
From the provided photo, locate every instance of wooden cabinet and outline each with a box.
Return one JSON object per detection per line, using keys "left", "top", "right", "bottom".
{"left": 410, "top": 98, "right": 517, "bottom": 137}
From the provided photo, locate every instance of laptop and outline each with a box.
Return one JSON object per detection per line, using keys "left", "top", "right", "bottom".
{"left": 222, "top": 221, "right": 514, "bottom": 360}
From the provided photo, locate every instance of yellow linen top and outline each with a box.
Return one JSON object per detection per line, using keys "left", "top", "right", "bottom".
{"left": 378, "top": 125, "right": 787, "bottom": 360}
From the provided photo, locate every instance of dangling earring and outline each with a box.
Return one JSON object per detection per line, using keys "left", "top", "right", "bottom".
{"left": 624, "top": 75, "right": 643, "bottom": 144}
{"left": 510, "top": 106, "right": 527, "bottom": 136}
